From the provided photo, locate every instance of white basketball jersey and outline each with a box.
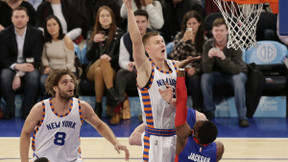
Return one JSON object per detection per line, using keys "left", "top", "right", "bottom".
{"left": 32, "top": 98, "right": 83, "bottom": 162}
{"left": 137, "top": 59, "right": 177, "bottom": 129}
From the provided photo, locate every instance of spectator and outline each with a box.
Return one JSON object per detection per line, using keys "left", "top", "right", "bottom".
{"left": 201, "top": 18, "right": 249, "bottom": 127}
{"left": 40, "top": 15, "right": 75, "bottom": 98}
{"left": 35, "top": 0, "right": 84, "bottom": 42}
{"left": 86, "top": 6, "right": 125, "bottom": 118}
{"left": 92, "top": 0, "right": 124, "bottom": 31}
{"left": 169, "top": 10, "right": 205, "bottom": 111}
{"left": 120, "top": 0, "right": 164, "bottom": 30}
{"left": 0, "top": 6, "right": 43, "bottom": 119}
{"left": 160, "top": 0, "right": 204, "bottom": 42}
{"left": 28, "top": 0, "right": 42, "bottom": 10}
{"left": 0, "top": 0, "right": 36, "bottom": 32}
{"left": 110, "top": 9, "right": 152, "bottom": 125}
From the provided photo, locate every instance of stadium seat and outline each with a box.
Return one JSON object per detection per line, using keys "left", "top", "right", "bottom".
{"left": 244, "top": 41, "right": 288, "bottom": 95}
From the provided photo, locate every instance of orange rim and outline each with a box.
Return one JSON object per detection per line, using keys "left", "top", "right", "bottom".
{"left": 222, "top": 0, "right": 278, "bottom": 13}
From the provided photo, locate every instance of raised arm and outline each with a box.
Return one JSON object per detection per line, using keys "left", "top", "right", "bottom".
{"left": 81, "top": 101, "right": 130, "bottom": 161}
{"left": 124, "top": 0, "right": 151, "bottom": 82}
{"left": 20, "top": 102, "right": 43, "bottom": 162}
{"left": 175, "top": 69, "right": 193, "bottom": 154}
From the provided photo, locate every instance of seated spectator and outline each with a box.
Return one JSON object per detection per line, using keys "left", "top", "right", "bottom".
{"left": 110, "top": 9, "right": 152, "bottom": 125}
{"left": 169, "top": 10, "right": 205, "bottom": 111}
{"left": 86, "top": 6, "right": 125, "bottom": 118}
{"left": 92, "top": 0, "right": 124, "bottom": 30}
{"left": 40, "top": 15, "right": 75, "bottom": 98}
{"left": 120, "top": 0, "right": 164, "bottom": 30}
{"left": 0, "top": 0, "right": 35, "bottom": 32}
{"left": 35, "top": 0, "right": 84, "bottom": 42}
{"left": 201, "top": 18, "right": 249, "bottom": 127}
{"left": 0, "top": 6, "right": 43, "bottom": 119}
{"left": 160, "top": 0, "right": 204, "bottom": 43}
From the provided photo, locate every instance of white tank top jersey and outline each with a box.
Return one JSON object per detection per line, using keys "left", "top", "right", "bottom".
{"left": 32, "top": 98, "right": 83, "bottom": 162}
{"left": 137, "top": 58, "right": 177, "bottom": 129}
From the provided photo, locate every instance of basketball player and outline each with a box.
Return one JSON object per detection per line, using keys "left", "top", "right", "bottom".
{"left": 20, "top": 69, "right": 129, "bottom": 162}
{"left": 123, "top": 0, "right": 200, "bottom": 161}
{"left": 175, "top": 69, "right": 224, "bottom": 162}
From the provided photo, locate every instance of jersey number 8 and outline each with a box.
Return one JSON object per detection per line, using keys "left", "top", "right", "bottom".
{"left": 54, "top": 132, "right": 66, "bottom": 146}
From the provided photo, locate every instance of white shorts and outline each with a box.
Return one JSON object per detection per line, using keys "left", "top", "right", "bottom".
{"left": 141, "top": 132, "right": 177, "bottom": 162}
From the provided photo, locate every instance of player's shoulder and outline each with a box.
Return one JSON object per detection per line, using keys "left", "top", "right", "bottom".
{"left": 28, "top": 101, "right": 46, "bottom": 120}
{"left": 78, "top": 99, "right": 93, "bottom": 112}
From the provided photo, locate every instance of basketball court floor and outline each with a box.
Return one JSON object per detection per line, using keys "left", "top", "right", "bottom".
{"left": 1, "top": 116, "right": 288, "bottom": 161}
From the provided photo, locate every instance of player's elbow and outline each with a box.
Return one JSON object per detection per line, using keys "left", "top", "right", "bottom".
{"left": 129, "top": 135, "right": 141, "bottom": 146}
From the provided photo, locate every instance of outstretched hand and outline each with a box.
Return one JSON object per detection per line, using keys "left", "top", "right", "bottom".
{"left": 178, "top": 56, "right": 201, "bottom": 68}
{"left": 158, "top": 82, "right": 174, "bottom": 104}
{"left": 114, "top": 143, "right": 130, "bottom": 161}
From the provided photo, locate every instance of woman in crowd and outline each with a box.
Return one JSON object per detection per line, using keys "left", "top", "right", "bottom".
{"left": 40, "top": 15, "right": 75, "bottom": 97}
{"left": 36, "top": 0, "right": 85, "bottom": 42}
{"left": 120, "top": 0, "right": 164, "bottom": 30}
{"left": 169, "top": 10, "right": 205, "bottom": 111}
{"left": 86, "top": 6, "right": 124, "bottom": 118}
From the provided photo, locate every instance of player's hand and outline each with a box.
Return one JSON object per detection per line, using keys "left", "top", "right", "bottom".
{"left": 178, "top": 56, "right": 201, "bottom": 68}
{"left": 123, "top": 0, "right": 132, "bottom": 9}
{"left": 158, "top": 82, "right": 173, "bottom": 104}
{"left": 114, "top": 143, "right": 130, "bottom": 161}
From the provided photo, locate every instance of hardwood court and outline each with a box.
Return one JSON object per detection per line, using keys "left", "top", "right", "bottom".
{"left": 1, "top": 137, "right": 288, "bottom": 162}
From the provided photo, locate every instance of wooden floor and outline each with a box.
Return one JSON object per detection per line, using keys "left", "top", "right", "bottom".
{"left": 1, "top": 137, "right": 288, "bottom": 161}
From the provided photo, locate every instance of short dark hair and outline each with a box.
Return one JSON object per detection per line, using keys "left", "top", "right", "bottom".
{"left": 212, "top": 17, "right": 227, "bottom": 29}
{"left": 34, "top": 157, "right": 49, "bottom": 162}
{"left": 134, "top": 9, "right": 149, "bottom": 20}
{"left": 45, "top": 69, "right": 77, "bottom": 97}
{"left": 43, "top": 15, "right": 65, "bottom": 43}
{"left": 198, "top": 120, "right": 218, "bottom": 144}
{"left": 12, "top": 6, "right": 29, "bottom": 17}
{"left": 142, "top": 31, "right": 160, "bottom": 45}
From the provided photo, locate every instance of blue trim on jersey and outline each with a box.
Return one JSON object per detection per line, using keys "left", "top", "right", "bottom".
{"left": 145, "top": 126, "right": 176, "bottom": 136}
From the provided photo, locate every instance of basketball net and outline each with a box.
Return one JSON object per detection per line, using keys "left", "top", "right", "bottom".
{"left": 213, "top": 0, "right": 264, "bottom": 51}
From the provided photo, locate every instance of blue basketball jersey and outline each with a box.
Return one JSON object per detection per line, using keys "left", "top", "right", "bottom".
{"left": 176, "top": 108, "right": 217, "bottom": 162}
